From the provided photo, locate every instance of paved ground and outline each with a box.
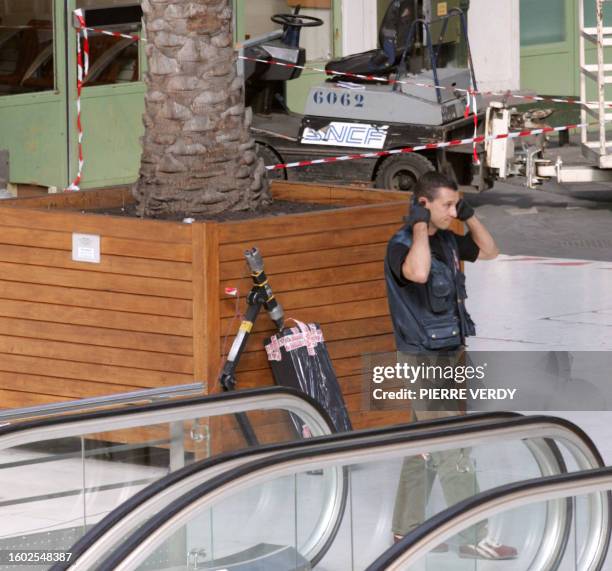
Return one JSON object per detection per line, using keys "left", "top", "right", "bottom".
{"left": 462, "top": 150, "right": 612, "bottom": 509}
{"left": 463, "top": 138, "right": 612, "bottom": 262}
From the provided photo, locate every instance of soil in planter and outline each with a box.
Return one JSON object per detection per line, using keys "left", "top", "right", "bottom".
{"left": 90, "top": 200, "right": 341, "bottom": 222}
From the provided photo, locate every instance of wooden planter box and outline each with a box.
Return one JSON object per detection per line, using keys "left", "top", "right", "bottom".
{"left": 0, "top": 181, "right": 419, "bottom": 431}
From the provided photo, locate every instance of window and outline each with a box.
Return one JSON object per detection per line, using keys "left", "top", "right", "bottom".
{"left": 0, "top": 0, "right": 54, "bottom": 95}
{"left": 520, "top": 0, "right": 566, "bottom": 46}
{"left": 584, "top": 0, "right": 612, "bottom": 28}
{"left": 243, "top": 0, "right": 334, "bottom": 61}
{"left": 77, "top": 0, "right": 142, "bottom": 86}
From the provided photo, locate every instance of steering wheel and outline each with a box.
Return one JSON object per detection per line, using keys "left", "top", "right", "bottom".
{"left": 271, "top": 13, "right": 324, "bottom": 28}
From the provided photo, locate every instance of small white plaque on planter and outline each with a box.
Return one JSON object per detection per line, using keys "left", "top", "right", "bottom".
{"left": 72, "top": 233, "right": 100, "bottom": 264}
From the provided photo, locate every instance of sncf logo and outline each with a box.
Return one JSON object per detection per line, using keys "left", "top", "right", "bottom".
{"left": 301, "top": 122, "right": 389, "bottom": 149}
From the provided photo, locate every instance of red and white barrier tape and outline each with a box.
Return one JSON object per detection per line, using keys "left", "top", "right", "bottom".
{"left": 266, "top": 123, "right": 587, "bottom": 172}
{"left": 238, "top": 55, "right": 607, "bottom": 111}
{"left": 67, "top": 9, "right": 89, "bottom": 191}
{"left": 65, "top": 17, "right": 598, "bottom": 182}
{"left": 74, "top": 23, "right": 601, "bottom": 111}
{"left": 80, "top": 26, "right": 141, "bottom": 42}
{"left": 465, "top": 86, "right": 479, "bottom": 163}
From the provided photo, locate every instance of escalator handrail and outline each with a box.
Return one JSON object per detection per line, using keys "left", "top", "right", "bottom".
{"left": 60, "top": 412, "right": 521, "bottom": 570}
{"left": 0, "top": 387, "right": 337, "bottom": 450}
{"left": 0, "top": 382, "right": 204, "bottom": 423}
{"left": 368, "top": 466, "right": 612, "bottom": 571}
{"left": 90, "top": 415, "right": 606, "bottom": 571}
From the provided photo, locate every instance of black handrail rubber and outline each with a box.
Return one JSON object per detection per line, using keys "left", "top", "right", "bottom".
{"left": 0, "top": 387, "right": 335, "bottom": 440}
{"left": 91, "top": 415, "right": 602, "bottom": 571}
{"left": 57, "top": 412, "right": 521, "bottom": 570}
{"left": 368, "top": 467, "right": 612, "bottom": 571}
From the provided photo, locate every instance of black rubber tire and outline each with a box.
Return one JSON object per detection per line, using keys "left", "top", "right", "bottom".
{"left": 374, "top": 153, "right": 435, "bottom": 191}
{"left": 255, "top": 142, "right": 287, "bottom": 181}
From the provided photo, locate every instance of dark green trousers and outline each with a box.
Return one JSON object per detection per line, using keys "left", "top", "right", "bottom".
{"left": 391, "top": 445, "right": 487, "bottom": 542}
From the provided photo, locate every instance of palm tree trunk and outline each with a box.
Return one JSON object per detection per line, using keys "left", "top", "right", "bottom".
{"left": 134, "top": 0, "right": 270, "bottom": 217}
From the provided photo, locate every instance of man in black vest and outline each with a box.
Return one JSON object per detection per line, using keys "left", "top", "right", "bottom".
{"left": 385, "top": 172, "right": 517, "bottom": 560}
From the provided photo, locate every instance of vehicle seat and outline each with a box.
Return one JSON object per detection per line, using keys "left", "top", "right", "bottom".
{"left": 325, "top": 0, "right": 416, "bottom": 79}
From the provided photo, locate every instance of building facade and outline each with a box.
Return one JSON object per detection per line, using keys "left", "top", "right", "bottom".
{"left": 0, "top": 0, "right": 520, "bottom": 190}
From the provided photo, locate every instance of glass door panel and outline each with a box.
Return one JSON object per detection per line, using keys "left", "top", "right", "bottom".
{"left": 0, "top": 0, "right": 68, "bottom": 188}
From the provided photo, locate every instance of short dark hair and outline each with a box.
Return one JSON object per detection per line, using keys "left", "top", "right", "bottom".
{"left": 413, "top": 172, "right": 458, "bottom": 202}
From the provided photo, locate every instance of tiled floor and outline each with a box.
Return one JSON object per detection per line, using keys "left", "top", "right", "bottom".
{"left": 466, "top": 254, "right": 612, "bottom": 464}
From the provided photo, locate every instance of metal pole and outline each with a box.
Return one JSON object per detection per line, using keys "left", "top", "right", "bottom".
{"left": 580, "top": 0, "right": 587, "bottom": 149}
{"left": 597, "top": 0, "right": 607, "bottom": 157}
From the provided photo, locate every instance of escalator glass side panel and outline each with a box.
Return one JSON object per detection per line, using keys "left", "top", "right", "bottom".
{"left": 125, "top": 441, "right": 550, "bottom": 571}
{"left": 92, "top": 417, "right": 605, "bottom": 571}
{"left": 62, "top": 413, "right": 521, "bottom": 570}
{"left": 386, "top": 498, "right": 578, "bottom": 571}
{"left": 0, "top": 391, "right": 335, "bottom": 571}
{"left": 369, "top": 467, "right": 612, "bottom": 571}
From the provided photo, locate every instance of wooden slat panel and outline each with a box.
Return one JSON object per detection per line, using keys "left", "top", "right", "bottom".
{"left": 1, "top": 184, "right": 409, "bottom": 437}
{"left": 219, "top": 224, "right": 398, "bottom": 262}
{"left": 0, "top": 239, "right": 192, "bottom": 279}
{"left": 192, "top": 224, "right": 207, "bottom": 384}
{"left": 0, "top": 353, "right": 192, "bottom": 387}
{"left": 90, "top": 425, "right": 170, "bottom": 447}
{"left": 203, "top": 224, "right": 221, "bottom": 384}
{"left": 233, "top": 369, "right": 275, "bottom": 389}
{"left": 0, "top": 280, "right": 192, "bottom": 318}
{"left": 94, "top": 236, "right": 192, "bottom": 262}
{"left": 211, "top": 421, "right": 298, "bottom": 452}
{"left": 0, "top": 371, "right": 140, "bottom": 399}
{"left": 220, "top": 261, "right": 384, "bottom": 297}
{"left": 0, "top": 390, "right": 66, "bottom": 408}
{"left": 0, "top": 262, "right": 192, "bottom": 299}
{"left": 0, "top": 299, "right": 193, "bottom": 336}
{"left": 3, "top": 187, "right": 134, "bottom": 211}
{"left": 270, "top": 181, "right": 408, "bottom": 204}
{"left": 0, "top": 335, "right": 193, "bottom": 374}
{"left": 338, "top": 373, "right": 370, "bottom": 396}
{"left": 218, "top": 202, "right": 405, "bottom": 244}
{"left": 220, "top": 280, "right": 386, "bottom": 318}
{"left": 344, "top": 392, "right": 370, "bottom": 411}
{"left": 350, "top": 410, "right": 412, "bottom": 430}
{"left": 209, "top": 425, "right": 297, "bottom": 455}
{"left": 220, "top": 243, "right": 387, "bottom": 280}
{"left": 220, "top": 298, "right": 390, "bottom": 334}
{"left": 0, "top": 206, "right": 192, "bottom": 244}
{"left": 0, "top": 317, "right": 192, "bottom": 355}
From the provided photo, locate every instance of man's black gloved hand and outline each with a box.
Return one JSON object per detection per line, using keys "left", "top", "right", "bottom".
{"left": 404, "top": 199, "right": 430, "bottom": 227}
{"left": 456, "top": 198, "right": 475, "bottom": 221}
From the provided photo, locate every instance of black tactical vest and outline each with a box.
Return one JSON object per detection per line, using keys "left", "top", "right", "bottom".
{"left": 384, "top": 225, "right": 476, "bottom": 352}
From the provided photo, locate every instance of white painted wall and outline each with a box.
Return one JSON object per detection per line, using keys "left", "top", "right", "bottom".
{"left": 341, "top": 0, "right": 378, "bottom": 56}
{"left": 469, "top": 0, "right": 520, "bottom": 92}
{"left": 340, "top": 0, "right": 520, "bottom": 92}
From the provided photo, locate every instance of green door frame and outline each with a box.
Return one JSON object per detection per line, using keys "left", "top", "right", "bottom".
{"left": 0, "top": 0, "right": 69, "bottom": 189}
{"left": 1, "top": 0, "right": 346, "bottom": 190}
{"left": 520, "top": 0, "right": 578, "bottom": 96}
{"left": 66, "top": 0, "right": 147, "bottom": 190}
{"left": 74, "top": 0, "right": 344, "bottom": 185}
